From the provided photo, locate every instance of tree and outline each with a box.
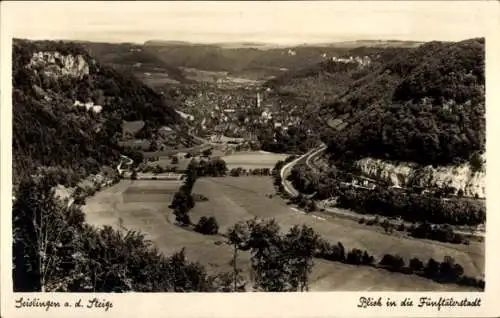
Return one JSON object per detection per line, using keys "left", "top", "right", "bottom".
{"left": 379, "top": 254, "right": 405, "bottom": 272}
{"left": 226, "top": 222, "right": 250, "bottom": 291}
{"left": 230, "top": 168, "right": 242, "bottom": 177}
{"left": 409, "top": 257, "right": 424, "bottom": 273}
{"left": 202, "top": 149, "right": 213, "bottom": 157}
{"left": 469, "top": 152, "right": 484, "bottom": 172}
{"left": 173, "top": 207, "right": 191, "bottom": 226}
{"left": 211, "top": 158, "right": 227, "bottom": 177}
{"left": 362, "top": 251, "right": 375, "bottom": 265}
{"left": 424, "top": 258, "right": 440, "bottom": 279}
{"left": 194, "top": 216, "right": 219, "bottom": 235}
{"left": 283, "top": 225, "right": 320, "bottom": 291}
{"left": 12, "top": 179, "right": 85, "bottom": 292}
{"left": 346, "top": 249, "right": 364, "bottom": 265}
{"left": 246, "top": 219, "right": 289, "bottom": 291}
{"left": 439, "top": 256, "right": 464, "bottom": 283}
{"left": 305, "top": 200, "right": 318, "bottom": 213}
{"left": 170, "top": 190, "right": 194, "bottom": 212}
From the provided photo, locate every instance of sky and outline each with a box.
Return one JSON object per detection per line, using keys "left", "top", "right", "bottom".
{"left": 3, "top": 1, "right": 497, "bottom": 45}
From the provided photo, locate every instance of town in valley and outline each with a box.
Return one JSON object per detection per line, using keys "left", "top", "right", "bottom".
{"left": 9, "top": 2, "right": 487, "bottom": 294}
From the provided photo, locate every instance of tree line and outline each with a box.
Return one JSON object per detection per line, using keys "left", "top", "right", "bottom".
{"left": 336, "top": 186, "right": 485, "bottom": 226}
{"left": 229, "top": 167, "right": 272, "bottom": 177}
{"left": 285, "top": 162, "right": 485, "bottom": 227}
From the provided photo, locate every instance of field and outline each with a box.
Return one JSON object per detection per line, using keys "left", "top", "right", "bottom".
{"left": 82, "top": 176, "right": 484, "bottom": 291}
{"left": 221, "top": 151, "right": 289, "bottom": 169}
{"left": 145, "top": 155, "right": 193, "bottom": 171}
{"left": 122, "top": 120, "right": 145, "bottom": 136}
{"left": 135, "top": 71, "right": 182, "bottom": 86}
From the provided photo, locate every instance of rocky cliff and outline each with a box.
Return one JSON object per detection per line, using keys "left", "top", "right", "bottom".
{"left": 355, "top": 157, "right": 485, "bottom": 198}
{"left": 27, "top": 51, "right": 90, "bottom": 79}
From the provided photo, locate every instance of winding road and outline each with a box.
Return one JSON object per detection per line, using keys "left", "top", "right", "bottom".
{"left": 281, "top": 143, "right": 327, "bottom": 197}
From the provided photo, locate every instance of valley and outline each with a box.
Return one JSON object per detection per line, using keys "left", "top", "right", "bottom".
{"left": 11, "top": 36, "right": 486, "bottom": 293}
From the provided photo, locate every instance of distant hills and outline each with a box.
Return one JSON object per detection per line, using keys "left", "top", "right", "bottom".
{"left": 142, "top": 41, "right": 422, "bottom": 80}
{"left": 53, "top": 39, "right": 426, "bottom": 82}
{"left": 145, "top": 39, "right": 424, "bottom": 49}
{"left": 300, "top": 40, "right": 425, "bottom": 48}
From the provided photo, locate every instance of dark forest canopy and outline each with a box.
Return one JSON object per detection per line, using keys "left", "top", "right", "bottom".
{"left": 269, "top": 38, "right": 485, "bottom": 166}
{"left": 12, "top": 39, "right": 186, "bottom": 187}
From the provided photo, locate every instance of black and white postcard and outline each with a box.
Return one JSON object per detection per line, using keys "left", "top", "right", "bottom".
{"left": 1, "top": 1, "right": 499, "bottom": 317}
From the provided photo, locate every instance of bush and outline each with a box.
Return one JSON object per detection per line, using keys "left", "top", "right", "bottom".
{"left": 230, "top": 168, "right": 242, "bottom": 177}
{"left": 192, "top": 193, "right": 209, "bottom": 202}
{"left": 194, "top": 216, "right": 219, "bottom": 235}
{"left": 438, "top": 256, "right": 464, "bottom": 283}
{"left": 397, "top": 222, "right": 406, "bottom": 232}
{"left": 424, "top": 258, "right": 440, "bottom": 279}
{"left": 202, "top": 149, "right": 213, "bottom": 157}
{"left": 409, "top": 257, "right": 424, "bottom": 273}
{"left": 410, "top": 223, "right": 465, "bottom": 244}
{"left": 305, "top": 200, "right": 317, "bottom": 213}
{"left": 346, "top": 248, "right": 364, "bottom": 265}
{"left": 362, "top": 251, "right": 375, "bottom": 266}
{"left": 379, "top": 254, "right": 406, "bottom": 272}
{"left": 315, "top": 240, "right": 345, "bottom": 262}
{"left": 365, "top": 218, "right": 377, "bottom": 226}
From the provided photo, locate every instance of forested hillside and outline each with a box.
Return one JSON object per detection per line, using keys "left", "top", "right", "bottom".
{"left": 12, "top": 39, "right": 185, "bottom": 188}
{"left": 271, "top": 38, "right": 485, "bottom": 167}
{"left": 325, "top": 38, "right": 485, "bottom": 166}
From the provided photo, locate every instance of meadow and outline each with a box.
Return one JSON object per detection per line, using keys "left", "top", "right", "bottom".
{"left": 82, "top": 176, "right": 484, "bottom": 291}
{"left": 221, "top": 151, "right": 289, "bottom": 169}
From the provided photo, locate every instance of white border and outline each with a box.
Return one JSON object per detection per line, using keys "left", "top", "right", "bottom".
{"left": 1, "top": 2, "right": 500, "bottom": 317}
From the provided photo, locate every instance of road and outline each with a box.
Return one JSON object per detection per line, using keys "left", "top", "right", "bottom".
{"left": 279, "top": 144, "right": 485, "bottom": 239}
{"left": 280, "top": 144, "right": 326, "bottom": 197}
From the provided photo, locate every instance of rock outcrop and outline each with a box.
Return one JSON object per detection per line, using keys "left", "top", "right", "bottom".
{"left": 355, "top": 157, "right": 485, "bottom": 198}
{"left": 28, "top": 51, "right": 90, "bottom": 79}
